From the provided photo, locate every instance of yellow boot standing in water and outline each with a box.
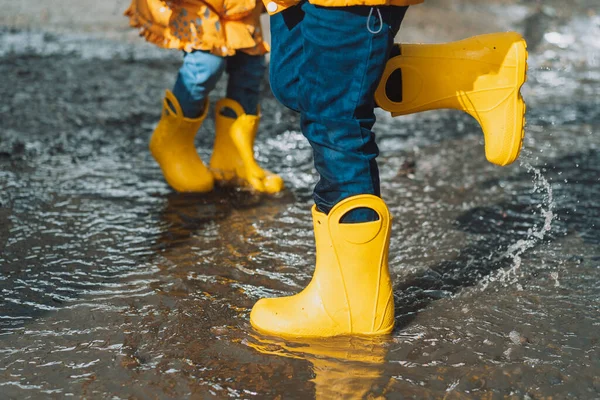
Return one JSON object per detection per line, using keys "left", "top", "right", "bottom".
{"left": 149, "top": 91, "right": 214, "bottom": 192}
{"left": 211, "top": 99, "right": 284, "bottom": 194}
{"left": 251, "top": 1, "right": 527, "bottom": 339}
{"left": 126, "top": 0, "right": 284, "bottom": 193}
{"left": 251, "top": 195, "right": 395, "bottom": 337}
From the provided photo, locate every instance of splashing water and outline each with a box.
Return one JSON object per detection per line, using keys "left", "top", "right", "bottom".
{"left": 480, "top": 153, "right": 556, "bottom": 288}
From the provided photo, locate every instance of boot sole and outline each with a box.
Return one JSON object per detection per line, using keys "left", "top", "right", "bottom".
{"left": 503, "top": 38, "right": 528, "bottom": 166}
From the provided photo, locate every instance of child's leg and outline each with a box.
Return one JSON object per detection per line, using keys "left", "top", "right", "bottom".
{"left": 209, "top": 51, "right": 285, "bottom": 193}
{"left": 172, "top": 50, "right": 226, "bottom": 118}
{"left": 250, "top": 5, "right": 409, "bottom": 337}
{"left": 149, "top": 50, "right": 225, "bottom": 192}
{"left": 224, "top": 52, "right": 266, "bottom": 116}
{"left": 268, "top": 7, "right": 304, "bottom": 113}
{"left": 298, "top": 5, "right": 408, "bottom": 221}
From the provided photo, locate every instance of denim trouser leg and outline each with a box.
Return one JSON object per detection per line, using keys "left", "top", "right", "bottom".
{"left": 270, "top": 4, "right": 408, "bottom": 221}
{"left": 226, "top": 52, "right": 266, "bottom": 116}
{"left": 269, "top": 8, "right": 303, "bottom": 112}
{"left": 172, "top": 50, "right": 265, "bottom": 118}
{"left": 172, "top": 50, "right": 226, "bottom": 118}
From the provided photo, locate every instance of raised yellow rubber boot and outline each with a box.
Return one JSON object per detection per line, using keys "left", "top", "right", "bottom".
{"left": 375, "top": 32, "right": 528, "bottom": 166}
{"left": 250, "top": 194, "right": 394, "bottom": 338}
{"left": 149, "top": 90, "right": 214, "bottom": 192}
{"left": 210, "top": 99, "right": 284, "bottom": 194}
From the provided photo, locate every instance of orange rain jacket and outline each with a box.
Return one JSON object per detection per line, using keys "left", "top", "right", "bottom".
{"left": 126, "top": 0, "right": 268, "bottom": 56}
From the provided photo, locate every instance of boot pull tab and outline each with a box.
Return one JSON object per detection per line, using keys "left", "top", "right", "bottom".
{"left": 375, "top": 57, "right": 423, "bottom": 113}
{"left": 328, "top": 195, "right": 390, "bottom": 245}
{"left": 216, "top": 98, "right": 246, "bottom": 119}
{"left": 163, "top": 90, "right": 184, "bottom": 117}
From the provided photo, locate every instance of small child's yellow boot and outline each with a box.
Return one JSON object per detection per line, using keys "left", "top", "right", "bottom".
{"left": 210, "top": 99, "right": 284, "bottom": 194}
{"left": 375, "top": 32, "right": 528, "bottom": 166}
{"left": 149, "top": 90, "right": 214, "bottom": 192}
{"left": 250, "top": 194, "right": 394, "bottom": 338}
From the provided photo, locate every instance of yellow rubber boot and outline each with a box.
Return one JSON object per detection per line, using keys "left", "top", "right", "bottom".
{"left": 210, "top": 98, "right": 284, "bottom": 194}
{"left": 375, "top": 32, "right": 528, "bottom": 166}
{"left": 149, "top": 90, "right": 214, "bottom": 192}
{"left": 250, "top": 194, "right": 395, "bottom": 338}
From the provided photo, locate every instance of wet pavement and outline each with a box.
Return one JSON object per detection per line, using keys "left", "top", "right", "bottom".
{"left": 1, "top": 1, "right": 599, "bottom": 398}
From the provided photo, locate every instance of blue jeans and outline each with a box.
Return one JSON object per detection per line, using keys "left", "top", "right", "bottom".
{"left": 270, "top": 3, "right": 408, "bottom": 221}
{"left": 172, "top": 50, "right": 266, "bottom": 118}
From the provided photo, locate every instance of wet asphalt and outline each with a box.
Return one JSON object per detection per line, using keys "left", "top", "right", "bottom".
{"left": 1, "top": 1, "right": 599, "bottom": 398}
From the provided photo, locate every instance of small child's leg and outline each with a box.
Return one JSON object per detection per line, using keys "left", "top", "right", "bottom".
{"left": 250, "top": 5, "right": 410, "bottom": 338}
{"left": 298, "top": 5, "right": 408, "bottom": 221}
{"left": 268, "top": 7, "right": 304, "bottom": 112}
{"left": 172, "top": 50, "right": 226, "bottom": 118}
{"left": 209, "top": 52, "right": 284, "bottom": 193}
{"left": 224, "top": 52, "right": 266, "bottom": 116}
{"left": 149, "top": 50, "right": 225, "bottom": 192}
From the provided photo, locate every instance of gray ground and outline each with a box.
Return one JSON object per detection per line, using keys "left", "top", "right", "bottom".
{"left": 1, "top": 0, "right": 599, "bottom": 399}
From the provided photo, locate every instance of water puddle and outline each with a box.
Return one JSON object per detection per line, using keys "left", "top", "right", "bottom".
{"left": 1, "top": 2, "right": 599, "bottom": 398}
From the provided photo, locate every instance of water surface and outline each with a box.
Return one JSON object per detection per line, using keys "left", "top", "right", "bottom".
{"left": 0, "top": 4, "right": 599, "bottom": 398}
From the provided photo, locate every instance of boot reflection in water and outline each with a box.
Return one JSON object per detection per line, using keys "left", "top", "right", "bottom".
{"left": 126, "top": 0, "right": 284, "bottom": 193}
{"left": 246, "top": 334, "right": 390, "bottom": 399}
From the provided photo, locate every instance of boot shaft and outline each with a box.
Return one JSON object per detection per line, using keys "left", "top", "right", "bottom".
{"left": 214, "top": 98, "right": 260, "bottom": 141}
{"left": 376, "top": 32, "right": 526, "bottom": 115}
{"left": 151, "top": 90, "right": 208, "bottom": 149}
{"left": 250, "top": 195, "right": 395, "bottom": 337}
{"left": 148, "top": 90, "right": 214, "bottom": 192}
{"left": 312, "top": 195, "right": 394, "bottom": 334}
{"left": 211, "top": 98, "right": 260, "bottom": 169}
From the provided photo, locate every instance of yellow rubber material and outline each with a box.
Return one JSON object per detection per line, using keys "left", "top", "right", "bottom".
{"left": 250, "top": 194, "right": 394, "bottom": 338}
{"left": 149, "top": 90, "right": 214, "bottom": 192}
{"left": 375, "top": 32, "right": 528, "bottom": 166}
{"left": 210, "top": 98, "right": 284, "bottom": 193}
